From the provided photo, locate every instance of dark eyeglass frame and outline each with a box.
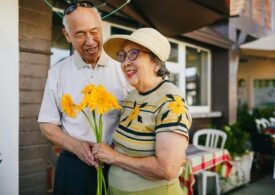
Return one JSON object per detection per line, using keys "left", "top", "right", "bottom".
{"left": 64, "top": 1, "right": 94, "bottom": 15}
{"left": 117, "top": 48, "right": 151, "bottom": 63}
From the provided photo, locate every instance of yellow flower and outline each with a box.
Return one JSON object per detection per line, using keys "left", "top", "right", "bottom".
{"left": 87, "top": 85, "right": 121, "bottom": 115}
{"left": 129, "top": 106, "right": 140, "bottom": 121}
{"left": 82, "top": 83, "right": 95, "bottom": 95}
{"left": 60, "top": 84, "right": 121, "bottom": 195}
{"left": 168, "top": 96, "right": 185, "bottom": 115}
{"left": 61, "top": 94, "right": 77, "bottom": 117}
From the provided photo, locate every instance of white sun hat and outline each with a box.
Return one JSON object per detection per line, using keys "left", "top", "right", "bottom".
{"left": 103, "top": 28, "right": 171, "bottom": 62}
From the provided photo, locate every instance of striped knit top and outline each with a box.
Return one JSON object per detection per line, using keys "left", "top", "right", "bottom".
{"left": 108, "top": 80, "right": 192, "bottom": 191}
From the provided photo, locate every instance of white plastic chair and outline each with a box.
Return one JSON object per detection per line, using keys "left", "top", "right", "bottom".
{"left": 193, "top": 129, "right": 227, "bottom": 195}
{"left": 269, "top": 117, "right": 275, "bottom": 126}
{"left": 255, "top": 118, "right": 269, "bottom": 133}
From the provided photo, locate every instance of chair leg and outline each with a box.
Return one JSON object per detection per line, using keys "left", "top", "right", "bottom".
{"left": 197, "top": 174, "right": 203, "bottom": 195}
{"left": 202, "top": 174, "right": 207, "bottom": 195}
{"left": 215, "top": 174, "right": 220, "bottom": 195}
{"left": 273, "top": 158, "right": 275, "bottom": 180}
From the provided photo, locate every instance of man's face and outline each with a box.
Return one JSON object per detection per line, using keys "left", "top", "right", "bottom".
{"left": 63, "top": 7, "right": 103, "bottom": 65}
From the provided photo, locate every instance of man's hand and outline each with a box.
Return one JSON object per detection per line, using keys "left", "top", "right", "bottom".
{"left": 92, "top": 143, "right": 119, "bottom": 165}
{"left": 72, "top": 140, "right": 98, "bottom": 167}
{"left": 39, "top": 123, "right": 98, "bottom": 167}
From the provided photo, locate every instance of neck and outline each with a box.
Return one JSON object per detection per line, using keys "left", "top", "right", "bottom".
{"left": 137, "top": 77, "right": 163, "bottom": 93}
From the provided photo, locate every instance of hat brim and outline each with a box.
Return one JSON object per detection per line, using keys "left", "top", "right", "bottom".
{"left": 103, "top": 34, "right": 154, "bottom": 62}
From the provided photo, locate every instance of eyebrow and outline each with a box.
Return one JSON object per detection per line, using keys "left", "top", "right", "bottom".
{"left": 73, "top": 27, "right": 100, "bottom": 35}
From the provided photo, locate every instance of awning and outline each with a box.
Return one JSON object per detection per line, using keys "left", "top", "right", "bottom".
{"left": 49, "top": 0, "right": 230, "bottom": 36}
{"left": 240, "top": 34, "right": 275, "bottom": 58}
{"left": 105, "top": 0, "right": 230, "bottom": 36}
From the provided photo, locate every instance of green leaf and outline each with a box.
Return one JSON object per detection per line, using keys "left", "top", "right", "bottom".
{"left": 178, "top": 114, "right": 182, "bottom": 122}
{"left": 166, "top": 94, "right": 175, "bottom": 101}
{"left": 138, "top": 115, "right": 143, "bottom": 123}
{"left": 161, "top": 110, "right": 170, "bottom": 121}
{"left": 127, "top": 120, "right": 132, "bottom": 127}
{"left": 121, "top": 116, "right": 128, "bottom": 122}
{"left": 139, "top": 102, "right": 148, "bottom": 108}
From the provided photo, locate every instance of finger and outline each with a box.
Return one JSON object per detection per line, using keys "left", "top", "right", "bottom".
{"left": 92, "top": 144, "right": 99, "bottom": 155}
{"left": 85, "top": 149, "right": 96, "bottom": 165}
{"left": 87, "top": 141, "right": 95, "bottom": 147}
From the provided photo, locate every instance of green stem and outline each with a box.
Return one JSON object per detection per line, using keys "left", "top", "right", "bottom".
{"left": 102, "top": 167, "right": 107, "bottom": 195}
{"left": 92, "top": 110, "right": 100, "bottom": 142}
{"left": 99, "top": 115, "right": 103, "bottom": 143}
{"left": 96, "top": 163, "right": 107, "bottom": 195}
{"left": 81, "top": 110, "right": 97, "bottom": 136}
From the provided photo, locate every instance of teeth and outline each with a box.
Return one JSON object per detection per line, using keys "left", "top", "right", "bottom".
{"left": 87, "top": 47, "right": 96, "bottom": 53}
{"left": 126, "top": 70, "right": 136, "bottom": 77}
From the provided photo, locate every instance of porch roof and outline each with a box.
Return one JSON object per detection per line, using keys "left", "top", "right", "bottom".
{"left": 240, "top": 34, "right": 275, "bottom": 58}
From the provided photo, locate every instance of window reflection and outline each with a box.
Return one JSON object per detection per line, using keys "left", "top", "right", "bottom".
{"left": 168, "top": 42, "right": 178, "bottom": 62}
{"left": 170, "top": 73, "right": 179, "bottom": 87}
{"left": 185, "top": 46, "right": 208, "bottom": 106}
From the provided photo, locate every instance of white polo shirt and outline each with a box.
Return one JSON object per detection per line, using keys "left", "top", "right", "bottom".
{"left": 38, "top": 51, "right": 129, "bottom": 144}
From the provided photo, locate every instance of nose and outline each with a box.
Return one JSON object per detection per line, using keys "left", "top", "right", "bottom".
{"left": 85, "top": 34, "right": 95, "bottom": 46}
{"left": 121, "top": 57, "right": 132, "bottom": 68}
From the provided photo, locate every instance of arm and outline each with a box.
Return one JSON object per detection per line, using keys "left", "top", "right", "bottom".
{"left": 40, "top": 122, "right": 97, "bottom": 166}
{"left": 93, "top": 132, "right": 188, "bottom": 180}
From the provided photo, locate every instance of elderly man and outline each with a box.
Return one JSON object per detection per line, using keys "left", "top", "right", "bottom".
{"left": 38, "top": 2, "right": 128, "bottom": 194}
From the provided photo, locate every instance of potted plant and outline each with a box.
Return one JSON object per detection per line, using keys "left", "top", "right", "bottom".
{"left": 220, "top": 122, "right": 254, "bottom": 193}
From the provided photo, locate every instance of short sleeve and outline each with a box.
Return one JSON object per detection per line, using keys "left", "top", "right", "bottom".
{"left": 154, "top": 94, "right": 191, "bottom": 139}
{"left": 37, "top": 74, "right": 61, "bottom": 125}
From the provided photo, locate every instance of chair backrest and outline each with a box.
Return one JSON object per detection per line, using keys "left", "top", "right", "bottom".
{"left": 192, "top": 129, "right": 227, "bottom": 149}
{"left": 255, "top": 118, "right": 270, "bottom": 132}
{"left": 270, "top": 117, "right": 275, "bottom": 126}
{"left": 261, "top": 118, "right": 271, "bottom": 127}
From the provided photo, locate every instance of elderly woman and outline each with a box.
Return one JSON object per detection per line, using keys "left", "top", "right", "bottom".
{"left": 92, "top": 28, "right": 192, "bottom": 195}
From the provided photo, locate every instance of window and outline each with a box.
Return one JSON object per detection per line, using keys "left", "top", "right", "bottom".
{"left": 185, "top": 46, "right": 209, "bottom": 107}
{"left": 168, "top": 42, "right": 178, "bottom": 62}
{"left": 253, "top": 79, "right": 275, "bottom": 107}
{"left": 170, "top": 73, "right": 180, "bottom": 86}
{"left": 105, "top": 22, "right": 212, "bottom": 113}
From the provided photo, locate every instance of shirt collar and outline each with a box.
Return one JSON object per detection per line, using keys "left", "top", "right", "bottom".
{"left": 74, "top": 50, "right": 109, "bottom": 70}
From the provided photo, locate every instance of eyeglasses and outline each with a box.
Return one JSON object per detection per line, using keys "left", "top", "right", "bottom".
{"left": 117, "top": 48, "right": 151, "bottom": 62}
{"left": 64, "top": 1, "right": 94, "bottom": 15}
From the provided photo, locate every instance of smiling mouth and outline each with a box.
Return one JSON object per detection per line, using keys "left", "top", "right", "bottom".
{"left": 86, "top": 46, "right": 98, "bottom": 54}
{"left": 126, "top": 70, "right": 136, "bottom": 78}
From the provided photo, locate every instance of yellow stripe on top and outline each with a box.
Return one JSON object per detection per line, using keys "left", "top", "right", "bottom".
{"left": 113, "top": 80, "right": 191, "bottom": 157}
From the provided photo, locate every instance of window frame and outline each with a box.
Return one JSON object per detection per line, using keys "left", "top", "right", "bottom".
{"left": 102, "top": 21, "right": 212, "bottom": 113}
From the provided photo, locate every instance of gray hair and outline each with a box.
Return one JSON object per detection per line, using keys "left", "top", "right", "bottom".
{"left": 62, "top": 7, "right": 102, "bottom": 32}
{"left": 149, "top": 53, "right": 170, "bottom": 79}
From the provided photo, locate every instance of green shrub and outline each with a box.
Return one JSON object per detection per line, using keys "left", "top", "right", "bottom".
{"left": 237, "top": 104, "right": 257, "bottom": 135}
{"left": 223, "top": 123, "right": 250, "bottom": 158}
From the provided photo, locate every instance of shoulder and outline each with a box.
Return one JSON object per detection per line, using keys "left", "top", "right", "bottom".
{"left": 156, "top": 81, "right": 185, "bottom": 99}
{"left": 48, "top": 55, "right": 74, "bottom": 77}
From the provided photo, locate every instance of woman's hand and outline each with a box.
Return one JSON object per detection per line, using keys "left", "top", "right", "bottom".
{"left": 92, "top": 143, "right": 120, "bottom": 165}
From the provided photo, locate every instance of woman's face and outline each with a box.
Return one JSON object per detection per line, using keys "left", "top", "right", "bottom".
{"left": 120, "top": 42, "right": 160, "bottom": 91}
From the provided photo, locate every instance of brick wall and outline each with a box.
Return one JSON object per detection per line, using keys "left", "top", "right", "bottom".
{"left": 230, "top": 0, "right": 247, "bottom": 16}
{"left": 19, "top": 0, "right": 52, "bottom": 194}
{"left": 231, "top": 0, "right": 273, "bottom": 30}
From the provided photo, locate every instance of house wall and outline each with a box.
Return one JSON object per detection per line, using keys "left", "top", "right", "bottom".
{"left": 231, "top": 0, "right": 274, "bottom": 31}
{"left": 19, "top": 0, "right": 52, "bottom": 194}
{"left": 212, "top": 47, "right": 230, "bottom": 125}
{"left": 0, "top": 1, "right": 19, "bottom": 195}
{"left": 238, "top": 57, "right": 275, "bottom": 109}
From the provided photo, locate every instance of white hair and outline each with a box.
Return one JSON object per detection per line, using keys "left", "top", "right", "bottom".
{"left": 62, "top": 7, "right": 102, "bottom": 32}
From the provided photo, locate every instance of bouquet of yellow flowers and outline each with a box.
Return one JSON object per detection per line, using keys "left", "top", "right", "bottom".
{"left": 61, "top": 84, "right": 121, "bottom": 195}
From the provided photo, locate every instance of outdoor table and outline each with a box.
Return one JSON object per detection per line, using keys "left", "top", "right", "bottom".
{"left": 180, "top": 145, "right": 232, "bottom": 195}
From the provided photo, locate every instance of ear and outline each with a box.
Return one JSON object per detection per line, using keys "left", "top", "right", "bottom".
{"left": 155, "top": 64, "right": 161, "bottom": 73}
{"left": 62, "top": 28, "right": 72, "bottom": 43}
